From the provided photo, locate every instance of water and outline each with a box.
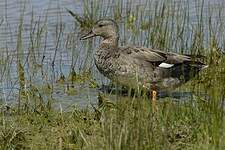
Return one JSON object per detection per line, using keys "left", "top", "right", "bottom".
{"left": 0, "top": 0, "right": 224, "bottom": 109}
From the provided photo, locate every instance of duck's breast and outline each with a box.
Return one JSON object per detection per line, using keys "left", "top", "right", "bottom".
{"left": 94, "top": 49, "right": 119, "bottom": 79}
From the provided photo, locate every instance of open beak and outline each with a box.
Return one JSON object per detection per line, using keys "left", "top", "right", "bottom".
{"left": 80, "top": 30, "right": 96, "bottom": 40}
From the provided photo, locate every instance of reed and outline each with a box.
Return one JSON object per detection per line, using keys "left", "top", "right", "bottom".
{"left": 0, "top": 0, "right": 225, "bottom": 149}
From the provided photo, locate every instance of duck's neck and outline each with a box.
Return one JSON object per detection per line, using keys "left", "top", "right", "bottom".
{"left": 100, "top": 36, "right": 119, "bottom": 49}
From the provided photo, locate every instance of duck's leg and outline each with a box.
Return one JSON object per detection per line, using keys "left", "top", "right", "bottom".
{"left": 151, "top": 83, "right": 158, "bottom": 112}
{"left": 151, "top": 89, "right": 157, "bottom": 112}
{"left": 143, "top": 81, "right": 157, "bottom": 112}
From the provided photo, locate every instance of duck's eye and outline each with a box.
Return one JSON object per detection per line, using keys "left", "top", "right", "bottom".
{"left": 98, "top": 24, "right": 104, "bottom": 27}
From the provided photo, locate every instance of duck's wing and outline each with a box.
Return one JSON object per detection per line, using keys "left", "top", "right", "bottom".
{"left": 121, "top": 46, "right": 204, "bottom": 68}
{"left": 121, "top": 46, "right": 166, "bottom": 66}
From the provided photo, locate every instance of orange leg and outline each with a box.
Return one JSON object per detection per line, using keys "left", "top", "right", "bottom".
{"left": 151, "top": 90, "right": 158, "bottom": 112}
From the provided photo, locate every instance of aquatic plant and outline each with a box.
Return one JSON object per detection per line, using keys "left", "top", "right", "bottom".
{"left": 0, "top": 0, "right": 225, "bottom": 149}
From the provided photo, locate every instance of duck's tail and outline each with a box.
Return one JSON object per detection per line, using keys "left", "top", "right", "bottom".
{"left": 185, "top": 54, "right": 208, "bottom": 71}
{"left": 189, "top": 62, "right": 208, "bottom": 73}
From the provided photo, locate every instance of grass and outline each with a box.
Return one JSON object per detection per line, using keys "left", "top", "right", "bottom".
{"left": 0, "top": 92, "right": 225, "bottom": 149}
{"left": 0, "top": 0, "right": 225, "bottom": 149}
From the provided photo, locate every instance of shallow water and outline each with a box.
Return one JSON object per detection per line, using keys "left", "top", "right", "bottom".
{"left": 0, "top": 0, "right": 224, "bottom": 108}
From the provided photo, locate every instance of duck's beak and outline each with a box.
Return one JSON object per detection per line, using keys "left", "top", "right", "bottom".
{"left": 80, "top": 30, "right": 96, "bottom": 40}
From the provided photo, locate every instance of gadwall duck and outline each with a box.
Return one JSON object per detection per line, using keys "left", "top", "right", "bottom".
{"left": 80, "top": 19, "right": 207, "bottom": 110}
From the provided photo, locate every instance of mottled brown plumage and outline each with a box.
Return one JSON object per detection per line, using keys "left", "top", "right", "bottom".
{"left": 80, "top": 19, "right": 207, "bottom": 91}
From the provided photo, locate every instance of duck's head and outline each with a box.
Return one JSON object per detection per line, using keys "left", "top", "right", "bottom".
{"left": 80, "top": 19, "right": 119, "bottom": 40}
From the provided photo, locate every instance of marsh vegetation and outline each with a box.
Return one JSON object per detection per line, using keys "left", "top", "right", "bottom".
{"left": 0, "top": 0, "right": 225, "bottom": 149}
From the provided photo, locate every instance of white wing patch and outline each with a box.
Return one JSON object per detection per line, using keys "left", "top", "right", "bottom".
{"left": 159, "top": 62, "right": 174, "bottom": 68}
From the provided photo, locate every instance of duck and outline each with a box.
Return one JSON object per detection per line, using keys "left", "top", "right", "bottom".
{"left": 80, "top": 19, "right": 207, "bottom": 111}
